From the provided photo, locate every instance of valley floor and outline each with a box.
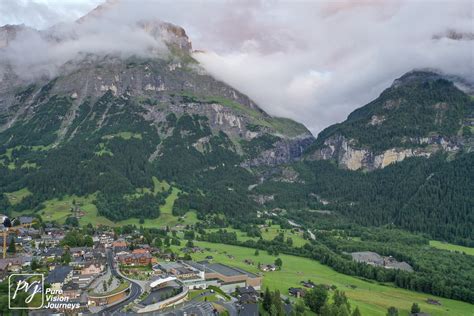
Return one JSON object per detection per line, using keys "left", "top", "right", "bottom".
{"left": 177, "top": 241, "right": 474, "bottom": 316}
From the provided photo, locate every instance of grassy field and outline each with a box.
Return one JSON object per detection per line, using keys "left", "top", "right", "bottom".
{"left": 117, "top": 186, "right": 198, "bottom": 228}
{"left": 1, "top": 145, "right": 51, "bottom": 170}
{"left": 8, "top": 178, "right": 197, "bottom": 229}
{"left": 10, "top": 191, "right": 197, "bottom": 228}
{"left": 183, "top": 241, "right": 473, "bottom": 316}
{"left": 5, "top": 188, "right": 32, "bottom": 205}
{"left": 430, "top": 240, "right": 474, "bottom": 256}
{"left": 11, "top": 194, "right": 116, "bottom": 226}
{"left": 207, "top": 225, "right": 308, "bottom": 247}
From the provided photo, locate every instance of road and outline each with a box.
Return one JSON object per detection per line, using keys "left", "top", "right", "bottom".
{"left": 98, "top": 249, "right": 143, "bottom": 315}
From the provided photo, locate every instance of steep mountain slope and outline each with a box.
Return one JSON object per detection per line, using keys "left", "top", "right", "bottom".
{"left": 0, "top": 19, "right": 312, "bottom": 223}
{"left": 252, "top": 72, "right": 474, "bottom": 244}
{"left": 0, "top": 5, "right": 472, "bottom": 247}
{"left": 255, "top": 153, "right": 474, "bottom": 245}
{"left": 307, "top": 71, "right": 474, "bottom": 170}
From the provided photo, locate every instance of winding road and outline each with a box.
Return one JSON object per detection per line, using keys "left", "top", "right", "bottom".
{"left": 98, "top": 249, "right": 143, "bottom": 315}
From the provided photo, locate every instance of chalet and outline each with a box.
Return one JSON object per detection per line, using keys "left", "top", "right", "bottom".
{"left": 132, "top": 248, "right": 149, "bottom": 255}
{"left": 136, "top": 244, "right": 151, "bottom": 251}
{"left": 117, "top": 252, "right": 155, "bottom": 266}
{"left": 62, "top": 282, "right": 80, "bottom": 299}
{"left": 181, "top": 246, "right": 202, "bottom": 254}
{"left": 70, "top": 256, "right": 88, "bottom": 267}
{"left": 236, "top": 286, "right": 259, "bottom": 304}
{"left": 288, "top": 287, "right": 305, "bottom": 298}
{"left": 300, "top": 280, "right": 315, "bottom": 288}
{"left": 70, "top": 247, "right": 93, "bottom": 257}
{"left": 98, "top": 233, "right": 114, "bottom": 247}
{"left": 159, "top": 253, "right": 174, "bottom": 261}
{"left": 260, "top": 264, "right": 277, "bottom": 272}
{"left": 239, "top": 293, "right": 258, "bottom": 305}
{"left": 43, "top": 247, "right": 64, "bottom": 259}
{"left": 81, "top": 262, "right": 104, "bottom": 275}
{"left": 18, "top": 216, "right": 35, "bottom": 226}
{"left": 17, "top": 227, "right": 40, "bottom": 238}
{"left": 0, "top": 257, "right": 32, "bottom": 273}
{"left": 46, "top": 266, "right": 73, "bottom": 291}
{"left": 36, "top": 234, "right": 59, "bottom": 248}
{"left": 112, "top": 240, "right": 128, "bottom": 253}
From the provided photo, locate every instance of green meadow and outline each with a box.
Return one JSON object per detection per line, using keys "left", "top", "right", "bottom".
{"left": 184, "top": 241, "right": 473, "bottom": 316}
{"left": 207, "top": 225, "right": 308, "bottom": 247}
{"left": 5, "top": 188, "right": 32, "bottom": 205}
{"left": 430, "top": 240, "right": 474, "bottom": 256}
{"left": 8, "top": 177, "right": 197, "bottom": 228}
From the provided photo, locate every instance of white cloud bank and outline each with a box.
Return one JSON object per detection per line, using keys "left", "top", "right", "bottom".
{"left": 1, "top": 0, "right": 473, "bottom": 134}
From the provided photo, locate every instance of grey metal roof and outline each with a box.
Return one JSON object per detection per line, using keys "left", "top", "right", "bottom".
{"left": 45, "top": 266, "right": 72, "bottom": 284}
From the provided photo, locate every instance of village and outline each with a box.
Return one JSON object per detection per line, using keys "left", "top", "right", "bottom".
{"left": 0, "top": 215, "right": 308, "bottom": 315}
{"left": 0, "top": 213, "right": 451, "bottom": 316}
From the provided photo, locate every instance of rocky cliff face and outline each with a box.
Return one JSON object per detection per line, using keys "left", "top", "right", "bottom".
{"left": 312, "top": 134, "right": 467, "bottom": 171}
{"left": 0, "top": 7, "right": 316, "bottom": 222}
{"left": 307, "top": 70, "right": 474, "bottom": 170}
{"left": 0, "top": 21, "right": 313, "bottom": 167}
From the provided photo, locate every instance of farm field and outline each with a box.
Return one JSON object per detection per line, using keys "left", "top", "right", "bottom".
{"left": 206, "top": 225, "right": 308, "bottom": 247}
{"left": 185, "top": 241, "right": 474, "bottom": 316}
{"left": 429, "top": 240, "right": 474, "bottom": 256}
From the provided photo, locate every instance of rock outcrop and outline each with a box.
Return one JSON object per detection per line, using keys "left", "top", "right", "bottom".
{"left": 310, "top": 134, "right": 465, "bottom": 171}
{"left": 307, "top": 70, "right": 474, "bottom": 170}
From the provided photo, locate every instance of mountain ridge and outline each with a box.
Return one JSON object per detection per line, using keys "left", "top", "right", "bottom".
{"left": 0, "top": 7, "right": 472, "bottom": 245}
{"left": 306, "top": 70, "right": 474, "bottom": 170}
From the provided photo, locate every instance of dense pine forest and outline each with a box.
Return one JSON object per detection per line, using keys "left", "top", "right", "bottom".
{"left": 313, "top": 73, "right": 473, "bottom": 152}
{"left": 255, "top": 153, "right": 474, "bottom": 245}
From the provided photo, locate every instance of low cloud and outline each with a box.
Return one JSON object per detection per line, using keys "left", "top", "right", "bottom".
{"left": 1, "top": 0, "right": 472, "bottom": 134}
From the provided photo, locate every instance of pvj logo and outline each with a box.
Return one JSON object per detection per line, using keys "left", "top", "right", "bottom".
{"left": 8, "top": 273, "right": 44, "bottom": 309}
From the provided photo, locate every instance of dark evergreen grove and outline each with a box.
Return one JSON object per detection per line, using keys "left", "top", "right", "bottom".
{"left": 256, "top": 153, "right": 474, "bottom": 246}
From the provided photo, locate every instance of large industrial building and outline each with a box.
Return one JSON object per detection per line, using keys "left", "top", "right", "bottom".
{"left": 152, "top": 260, "right": 262, "bottom": 293}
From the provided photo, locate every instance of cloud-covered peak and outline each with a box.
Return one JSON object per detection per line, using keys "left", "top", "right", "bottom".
{"left": 0, "top": 0, "right": 472, "bottom": 134}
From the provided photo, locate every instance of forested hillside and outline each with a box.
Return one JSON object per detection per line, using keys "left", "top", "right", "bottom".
{"left": 255, "top": 153, "right": 474, "bottom": 245}
{"left": 0, "top": 50, "right": 312, "bottom": 224}
{"left": 306, "top": 71, "right": 474, "bottom": 171}
{"left": 0, "top": 26, "right": 472, "bottom": 248}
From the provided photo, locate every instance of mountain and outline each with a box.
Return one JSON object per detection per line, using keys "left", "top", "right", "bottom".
{"left": 307, "top": 70, "right": 474, "bottom": 170}
{"left": 0, "top": 16, "right": 312, "bottom": 223}
{"left": 0, "top": 6, "right": 472, "bottom": 245}
{"left": 251, "top": 71, "right": 473, "bottom": 244}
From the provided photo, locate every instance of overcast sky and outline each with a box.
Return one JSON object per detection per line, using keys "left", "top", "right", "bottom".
{"left": 1, "top": 0, "right": 472, "bottom": 134}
